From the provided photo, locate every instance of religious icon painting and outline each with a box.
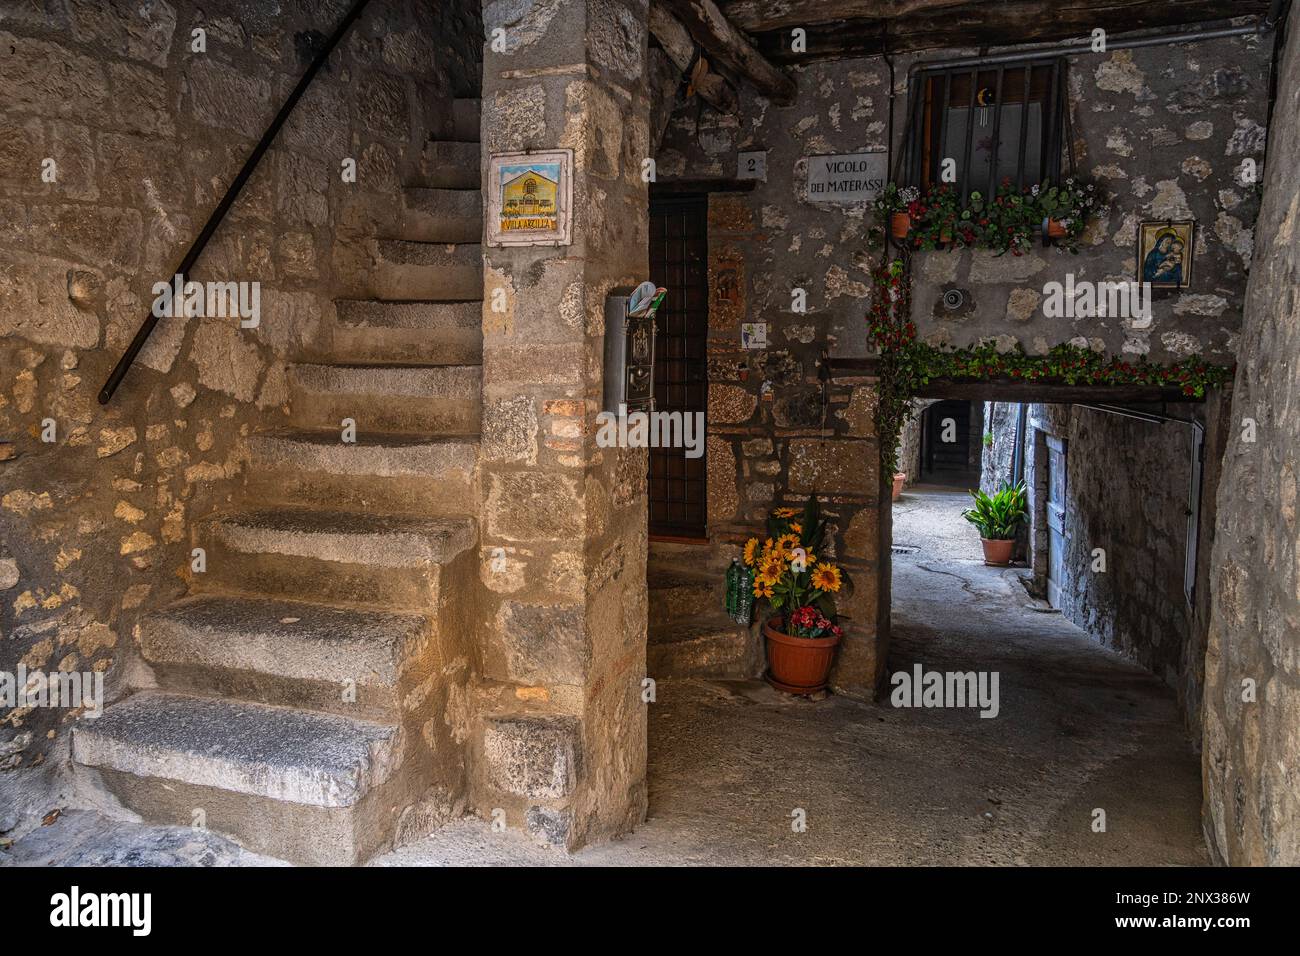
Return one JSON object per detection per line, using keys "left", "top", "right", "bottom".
{"left": 487, "top": 149, "right": 573, "bottom": 247}
{"left": 1137, "top": 220, "right": 1195, "bottom": 289}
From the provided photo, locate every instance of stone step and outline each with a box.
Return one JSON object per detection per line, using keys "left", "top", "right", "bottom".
{"left": 332, "top": 300, "right": 482, "bottom": 365}
{"left": 415, "top": 141, "right": 480, "bottom": 189}
{"left": 452, "top": 98, "right": 480, "bottom": 142}
{"left": 400, "top": 188, "right": 481, "bottom": 243}
{"left": 139, "top": 594, "right": 429, "bottom": 718}
{"left": 246, "top": 428, "right": 477, "bottom": 516}
{"left": 72, "top": 691, "right": 403, "bottom": 865}
{"left": 648, "top": 570, "right": 721, "bottom": 625}
{"left": 366, "top": 239, "right": 481, "bottom": 300}
{"left": 647, "top": 619, "right": 759, "bottom": 680}
{"left": 200, "top": 508, "right": 477, "bottom": 608}
{"left": 287, "top": 363, "right": 481, "bottom": 434}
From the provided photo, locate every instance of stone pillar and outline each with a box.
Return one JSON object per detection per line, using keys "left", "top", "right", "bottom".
{"left": 1201, "top": 0, "right": 1300, "bottom": 867}
{"left": 817, "top": 372, "right": 888, "bottom": 697}
{"left": 472, "top": 0, "right": 650, "bottom": 849}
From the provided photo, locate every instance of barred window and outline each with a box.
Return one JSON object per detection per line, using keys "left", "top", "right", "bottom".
{"left": 905, "top": 59, "right": 1067, "bottom": 201}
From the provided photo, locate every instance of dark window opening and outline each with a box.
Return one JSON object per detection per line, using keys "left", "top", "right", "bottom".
{"left": 907, "top": 59, "right": 1066, "bottom": 202}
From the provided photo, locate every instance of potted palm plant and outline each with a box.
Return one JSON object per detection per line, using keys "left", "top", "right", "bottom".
{"left": 740, "top": 498, "right": 846, "bottom": 694}
{"left": 962, "top": 481, "right": 1028, "bottom": 566}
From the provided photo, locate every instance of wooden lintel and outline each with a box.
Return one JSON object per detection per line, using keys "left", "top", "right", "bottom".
{"left": 915, "top": 379, "right": 1206, "bottom": 403}
{"left": 824, "top": 359, "right": 1211, "bottom": 402}
{"left": 651, "top": 178, "right": 757, "bottom": 194}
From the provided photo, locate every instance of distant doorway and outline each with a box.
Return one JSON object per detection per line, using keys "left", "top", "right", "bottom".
{"left": 647, "top": 195, "right": 708, "bottom": 538}
{"left": 919, "top": 399, "right": 982, "bottom": 486}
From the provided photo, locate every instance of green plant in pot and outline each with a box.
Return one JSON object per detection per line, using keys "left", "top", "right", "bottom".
{"left": 962, "top": 481, "right": 1028, "bottom": 566}
{"left": 738, "top": 496, "right": 846, "bottom": 695}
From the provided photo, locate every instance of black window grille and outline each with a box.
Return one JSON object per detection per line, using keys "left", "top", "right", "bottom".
{"left": 904, "top": 59, "right": 1068, "bottom": 202}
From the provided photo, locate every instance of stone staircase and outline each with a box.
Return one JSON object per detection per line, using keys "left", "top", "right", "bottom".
{"left": 72, "top": 99, "right": 487, "bottom": 866}
{"left": 646, "top": 547, "right": 759, "bottom": 679}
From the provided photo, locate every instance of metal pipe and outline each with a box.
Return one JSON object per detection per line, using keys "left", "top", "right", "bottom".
{"left": 1074, "top": 403, "right": 1200, "bottom": 426}
{"left": 906, "top": 21, "right": 1269, "bottom": 82}
{"left": 1263, "top": 0, "right": 1289, "bottom": 32}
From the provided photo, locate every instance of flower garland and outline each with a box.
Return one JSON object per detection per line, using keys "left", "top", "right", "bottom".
{"left": 873, "top": 178, "right": 1103, "bottom": 255}
{"left": 868, "top": 256, "right": 1235, "bottom": 476}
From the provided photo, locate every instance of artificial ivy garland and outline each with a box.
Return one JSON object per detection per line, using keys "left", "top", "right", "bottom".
{"left": 866, "top": 187, "right": 1235, "bottom": 476}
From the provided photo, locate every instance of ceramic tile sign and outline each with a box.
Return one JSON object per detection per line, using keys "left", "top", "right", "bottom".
{"left": 806, "top": 151, "right": 887, "bottom": 204}
{"left": 487, "top": 149, "right": 573, "bottom": 246}
{"left": 741, "top": 322, "right": 767, "bottom": 349}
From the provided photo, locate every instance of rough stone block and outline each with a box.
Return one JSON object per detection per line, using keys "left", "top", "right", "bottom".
{"left": 706, "top": 436, "right": 738, "bottom": 524}
{"left": 107, "top": 62, "right": 174, "bottom": 137}
{"left": 482, "top": 396, "right": 539, "bottom": 465}
{"left": 525, "top": 805, "right": 573, "bottom": 846}
{"left": 483, "top": 715, "right": 582, "bottom": 799}
{"left": 355, "top": 73, "right": 410, "bottom": 141}
{"left": 486, "top": 472, "right": 583, "bottom": 542}
{"left": 788, "top": 438, "right": 877, "bottom": 496}
{"left": 495, "top": 601, "right": 588, "bottom": 685}
{"left": 189, "top": 60, "right": 272, "bottom": 139}
{"left": 68, "top": 0, "right": 176, "bottom": 68}
{"left": 29, "top": 204, "right": 143, "bottom": 270}
{"left": 708, "top": 384, "right": 756, "bottom": 424}
{"left": 0, "top": 31, "right": 109, "bottom": 118}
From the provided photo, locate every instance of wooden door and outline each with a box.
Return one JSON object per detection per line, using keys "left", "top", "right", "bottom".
{"left": 1045, "top": 434, "right": 1068, "bottom": 609}
{"left": 648, "top": 195, "right": 708, "bottom": 538}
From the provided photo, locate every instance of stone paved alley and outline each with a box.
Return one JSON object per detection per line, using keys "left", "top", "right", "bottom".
{"left": 3, "top": 486, "right": 1205, "bottom": 866}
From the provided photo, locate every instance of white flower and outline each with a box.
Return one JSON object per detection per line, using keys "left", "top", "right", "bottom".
{"left": 1031, "top": 184, "right": 1040, "bottom": 196}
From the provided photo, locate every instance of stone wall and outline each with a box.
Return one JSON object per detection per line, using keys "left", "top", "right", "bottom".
{"left": 1023, "top": 398, "right": 1228, "bottom": 740}
{"left": 0, "top": 0, "right": 480, "bottom": 785}
{"left": 471, "top": 0, "right": 651, "bottom": 849}
{"left": 979, "top": 401, "right": 1019, "bottom": 494}
{"left": 654, "top": 32, "right": 1268, "bottom": 699}
{"left": 658, "top": 62, "right": 897, "bottom": 695}
{"left": 1201, "top": 0, "right": 1300, "bottom": 867}
{"left": 908, "top": 34, "right": 1268, "bottom": 363}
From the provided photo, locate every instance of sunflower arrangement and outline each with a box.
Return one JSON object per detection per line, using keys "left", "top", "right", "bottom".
{"left": 740, "top": 497, "right": 845, "bottom": 638}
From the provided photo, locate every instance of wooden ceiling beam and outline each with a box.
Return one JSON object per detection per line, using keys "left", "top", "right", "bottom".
{"left": 648, "top": 1, "right": 739, "bottom": 113}
{"left": 659, "top": 0, "right": 798, "bottom": 103}
{"left": 723, "top": 0, "right": 972, "bottom": 32}
{"left": 746, "top": 0, "right": 1270, "bottom": 61}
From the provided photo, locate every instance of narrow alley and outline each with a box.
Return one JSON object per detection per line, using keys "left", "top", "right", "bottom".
{"left": 5, "top": 486, "right": 1206, "bottom": 866}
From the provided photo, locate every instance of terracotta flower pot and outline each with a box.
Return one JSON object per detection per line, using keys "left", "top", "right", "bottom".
{"left": 1043, "top": 217, "right": 1068, "bottom": 239}
{"left": 980, "top": 537, "right": 1015, "bottom": 566}
{"left": 890, "top": 211, "right": 911, "bottom": 240}
{"left": 764, "top": 617, "right": 842, "bottom": 694}
{"left": 892, "top": 472, "right": 906, "bottom": 501}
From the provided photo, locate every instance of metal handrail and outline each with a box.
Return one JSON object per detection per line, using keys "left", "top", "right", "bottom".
{"left": 98, "top": 0, "right": 373, "bottom": 405}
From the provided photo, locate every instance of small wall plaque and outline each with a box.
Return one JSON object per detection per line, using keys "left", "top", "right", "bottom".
{"left": 805, "top": 151, "right": 887, "bottom": 204}
{"left": 741, "top": 322, "right": 767, "bottom": 349}
{"left": 487, "top": 149, "right": 573, "bottom": 247}
{"left": 738, "top": 150, "right": 767, "bottom": 181}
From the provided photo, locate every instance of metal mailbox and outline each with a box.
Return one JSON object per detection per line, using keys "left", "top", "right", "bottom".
{"left": 602, "top": 282, "right": 665, "bottom": 414}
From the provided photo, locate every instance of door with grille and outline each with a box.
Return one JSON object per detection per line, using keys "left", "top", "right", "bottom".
{"left": 648, "top": 195, "right": 708, "bottom": 538}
